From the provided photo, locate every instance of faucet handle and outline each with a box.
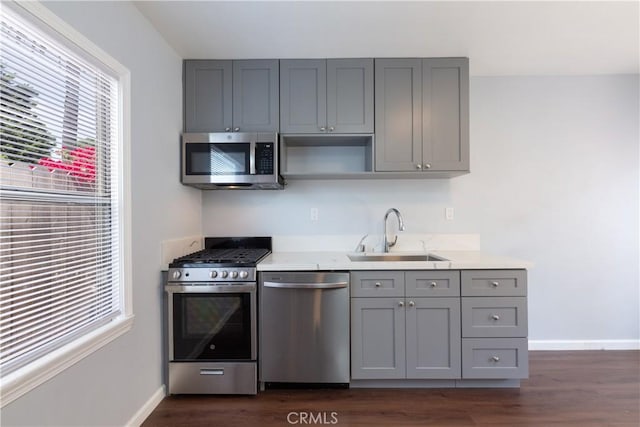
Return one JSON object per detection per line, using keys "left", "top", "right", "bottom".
{"left": 388, "top": 234, "right": 398, "bottom": 249}
{"left": 354, "top": 234, "right": 368, "bottom": 252}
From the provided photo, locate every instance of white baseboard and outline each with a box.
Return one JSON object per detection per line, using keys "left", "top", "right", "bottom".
{"left": 529, "top": 339, "right": 640, "bottom": 351}
{"left": 126, "top": 385, "right": 166, "bottom": 427}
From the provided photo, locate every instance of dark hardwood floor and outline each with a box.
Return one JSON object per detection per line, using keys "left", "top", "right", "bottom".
{"left": 142, "top": 351, "right": 640, "bottom": 427}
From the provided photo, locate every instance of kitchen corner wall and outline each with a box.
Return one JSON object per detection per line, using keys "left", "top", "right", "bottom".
{"left": 1, "top": 2, "right": 201, "bottom": 427}
{"left": 203, "top": 74, "right": 640, "bottom": 345}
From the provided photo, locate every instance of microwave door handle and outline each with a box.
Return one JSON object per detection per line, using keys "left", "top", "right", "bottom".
{"left": 249, "top": 141, "right": 256, "bottom": 175}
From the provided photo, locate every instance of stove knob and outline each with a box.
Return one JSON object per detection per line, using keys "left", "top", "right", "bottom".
{"left": 221, "top": 271, "right": 228, "bottom": 278}
{"left": 172, "top": 270, "right": 181, "bottom": 279}
{"left": 209, "top": 271, "right": 218, "bottom": 279}
{"left": 230, "top": 271, "right": 238, "bottom": 279}
{"left": 239, "top": 271, "right": 249, "bottom": 279}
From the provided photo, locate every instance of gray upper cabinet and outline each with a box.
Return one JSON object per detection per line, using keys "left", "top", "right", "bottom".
{"left": 184, "top": 60, "right": 232, "bottom": 132}
{"left": 232, "top": 60, "right": 279, "bottom": 132}
{"left": 184, "top": 59, "right": 279, "bottom": 133}
{"left": 374, "top": 59, "right": 422, "bottom": 171}
{"left": 280, "top": 58, "right": 374, "bottom": 134}
{"left": 375, "top": 58, "right": 469, "bottom": 173}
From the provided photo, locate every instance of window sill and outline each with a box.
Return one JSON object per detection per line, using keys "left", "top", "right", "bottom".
{"left": 0, "top": 315, "right": 134, "bottom": 408}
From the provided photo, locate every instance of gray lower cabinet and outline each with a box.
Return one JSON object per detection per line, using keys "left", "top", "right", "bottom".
{"left": 184, "top": 59, "right": 279, "bottom": 132}
{"left": 405, "top": 297, "right": 461, "bottom": 379}
{"left": 461, "top": 270, "right": 529, "bottom": 379}
{"left": 280, "top": 58, "right": 374, "bottom": 134}
{"left": 374, "top": 57, "right": 469, "bottom": 173}
{"left": 350, "top": 271, "right": 461, "bottom": 380}
{"left": 351, "top": 297, "right": 405, "bottom": 379}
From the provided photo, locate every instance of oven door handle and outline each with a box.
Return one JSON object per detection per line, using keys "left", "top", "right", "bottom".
{"left": 263, "top": 281, "right": 348, "bottom": 290}
{"left": 165, "top": 284, "right": 256, "bottom": 293}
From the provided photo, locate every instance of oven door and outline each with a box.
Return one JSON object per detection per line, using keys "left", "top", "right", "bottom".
{"left": 166, "top": 284, "right": 256, "bottom": 362}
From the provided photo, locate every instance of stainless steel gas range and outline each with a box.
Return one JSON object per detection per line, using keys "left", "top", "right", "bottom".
{"left": 165, "top": 237, "right": 271, "bottom": 395}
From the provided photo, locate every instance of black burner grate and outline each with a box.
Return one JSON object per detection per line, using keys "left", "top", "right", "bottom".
{"left": 170, "top": 247, "right": 270, "bottom": 267}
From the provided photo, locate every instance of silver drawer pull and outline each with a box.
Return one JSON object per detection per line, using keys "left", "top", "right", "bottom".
{"left": 491, "top": 314, "right": 500, "bottom": 321}
{"left": 375, "top": 282, "right": 382, "bottom": 288}
{"left": 398, "top": 301, "right": 404, "bottom": 307}
{"left": 430, "top": 281, "right": 437, "bottom": 288}
{"left": 490, "top": 356, "right": 500, "bottom": 363}
{"left": 491, "top": 281, "right": 499, "bottom": 287}
{"left": 200, "top": 369, "right": 224, "bottom": 376}
{"left": 408, "top": 300, "right": 415, "bottom": 307}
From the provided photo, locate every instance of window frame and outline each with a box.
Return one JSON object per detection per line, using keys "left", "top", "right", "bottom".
{"left": 0, "top": 0, "right": 133, "bottom": 407}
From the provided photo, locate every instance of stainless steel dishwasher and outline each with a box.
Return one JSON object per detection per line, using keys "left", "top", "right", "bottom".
{"left": 259, "top": 271, "right": 350, "bottom": 388}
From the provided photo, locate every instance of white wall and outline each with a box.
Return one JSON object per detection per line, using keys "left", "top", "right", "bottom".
{"left": 203, "top": 74, "right": 640, "bottom": 344}
{"left": 1, "top": 2, "right": 201, "bottom": 426}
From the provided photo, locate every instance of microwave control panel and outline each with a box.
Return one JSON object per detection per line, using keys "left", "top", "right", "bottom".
{"left": 255, "top": 143, "right": 274, "bottom": 175}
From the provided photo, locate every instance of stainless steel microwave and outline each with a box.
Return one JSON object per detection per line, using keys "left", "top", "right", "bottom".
{"left": 181, "top": 132, "right": 283, "bottom": 190}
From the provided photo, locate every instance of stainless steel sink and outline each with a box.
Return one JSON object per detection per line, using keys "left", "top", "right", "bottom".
{"left": 348, "top": 253, "right": 448, "bottom": 262}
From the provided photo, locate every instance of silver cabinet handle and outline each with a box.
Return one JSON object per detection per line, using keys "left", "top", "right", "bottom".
{"left": 200, "top": 369, "right": 224, "bottom": 376}
{"left": 224, "top": 127, "right": 231, "bottom": 132}
{"left": 329, "top": 126, "right": 335, "bottom": 132}
{"left": 430, "top": 281, "right": 437, "bottom": 288}
{"left": 491, "top": 281, "right": 500, "bottom": 287}
{"left": 398, "top": 301, "right": 404, "bottom": 307}
{"left": 234, "top": 127, "right": 240, "bottom": 132}
{"left": 320, "top": 126, "right": 326, "bottom": 132}
{"left": 416, "top": 164, "right": 422, "bottom": 170}
{"left": 264, "top": 281, "right": 348, "bottom": 289}
{"left": 490, "top": 356, "right": 500, "bottom": 363}
{"left": 491, "top": 314, "right": 500, "bottom": 321}
{"left": 408, "top": 301, "right": 415, "bottom": 307}
{"left": 375, "top": 282, "right": 382, "bottom": 288}
{"left": 424, "top": 163, "right": 431, "bottom": 169}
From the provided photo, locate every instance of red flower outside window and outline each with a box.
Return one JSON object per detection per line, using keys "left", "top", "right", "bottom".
{"left": 38, "top": 145, "right": 96, "bottom": 183}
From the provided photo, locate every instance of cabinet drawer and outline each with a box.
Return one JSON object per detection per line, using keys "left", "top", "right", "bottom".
{"left": 405, "top": 271, "right": 460, "bottom": 297}
{"left": 462, "top": 297, "right": 527, "bottom": 338}
{"left": 462, "top": 338, "right": 528, "bottom": 379}
{"left": 461, "top": 270, "right": 527, "bottom": 296}
{"left": 350, "top": 271, "right": 404, "bottom": 297}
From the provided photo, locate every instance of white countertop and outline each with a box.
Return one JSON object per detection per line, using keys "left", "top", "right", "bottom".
{"left": 257, "top": 250, "right": 533, "bottom": 271}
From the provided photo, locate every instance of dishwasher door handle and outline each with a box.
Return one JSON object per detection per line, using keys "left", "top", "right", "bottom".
{"left": 263, "top": 281, "right": 348, "bottom": 290}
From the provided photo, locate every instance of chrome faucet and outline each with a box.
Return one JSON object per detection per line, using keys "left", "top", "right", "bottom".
{"left": 383, "top": 208, "right": 405, "bottom": 253}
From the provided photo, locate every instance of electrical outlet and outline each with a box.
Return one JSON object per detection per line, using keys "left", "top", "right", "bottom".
{"left": 445, "top": 207, "right": 454, "bottom": 221}
{"left": 310, "top": 207, "right": 319, "bottom": 221}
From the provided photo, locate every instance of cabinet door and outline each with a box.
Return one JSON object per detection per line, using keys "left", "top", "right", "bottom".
{"left": 422, "top": 58, "right": 469, "bottom": 171}
{"left": 232, "top": 60, "right": 279, "bottom": 132}
{"left": 405, "top": 297, "right": 461, "bottom": 379}
{"left": 184, "top": 60, "right": 232, "bottom": 132}
{"left": 280, "top": 59, "right": 327, "bottom": 133}
{"left": 326, "top": 58, "right": 374, "bottom": 133}
{"left": 351, "top": 298, "right": 405, "bottom": 379}
{"left": 374, "top": 59, "right": 422, "bottom": 171}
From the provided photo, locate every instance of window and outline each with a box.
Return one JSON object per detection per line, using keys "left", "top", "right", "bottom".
{"left": 0, "top": 2, "right": 131, "bottom": 405}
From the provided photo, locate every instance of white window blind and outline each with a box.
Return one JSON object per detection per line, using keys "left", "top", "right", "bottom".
{"left": 0, "top": 5, "right": 121, "bottom": 376}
